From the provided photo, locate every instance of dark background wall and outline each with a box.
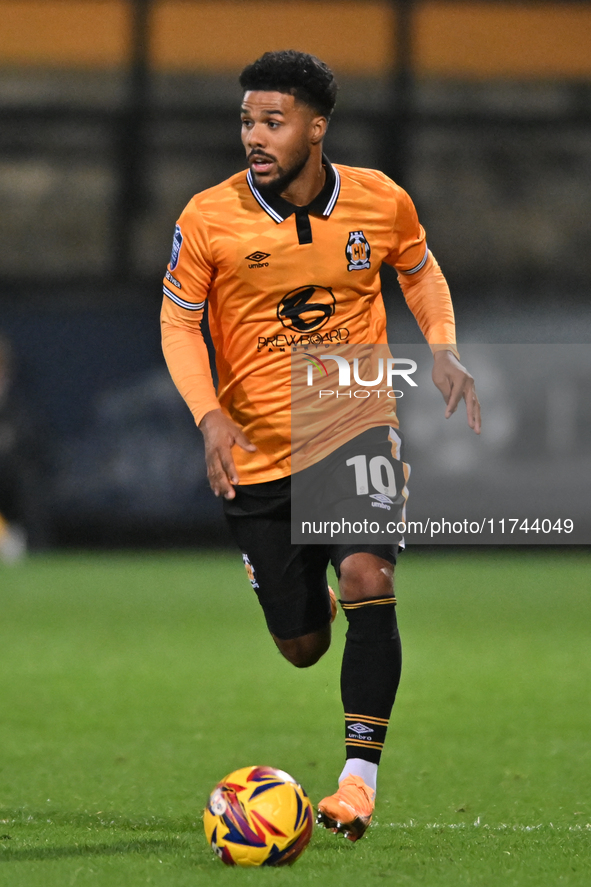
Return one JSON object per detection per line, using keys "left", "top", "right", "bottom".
{"left": 1, "top": 0, "right": 590, "bottom": 546}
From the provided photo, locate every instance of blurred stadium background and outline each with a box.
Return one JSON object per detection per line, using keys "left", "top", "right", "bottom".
{"left": 1, "top": 0, "right": 590, "bottom": 551}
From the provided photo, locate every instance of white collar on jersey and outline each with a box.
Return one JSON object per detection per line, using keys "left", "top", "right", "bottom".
{"left": 246, "top": 155, "right": 341, "bottom": 224}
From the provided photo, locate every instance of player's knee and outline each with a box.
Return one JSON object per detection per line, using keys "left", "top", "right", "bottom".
{"left": 273, "top": 630, "right": 331, "bottom": 668}
{"left": 338, "top": 552, "right": 394, "bottom": 601}
{"left": 286, "top": 648, "right": 324, "bottom": 669}
{"left": 284, "top": 641, "right": 330, "bottom": 669}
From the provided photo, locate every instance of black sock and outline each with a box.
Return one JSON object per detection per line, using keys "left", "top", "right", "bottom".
{"left": 340, "top": 597, "right": 402, "bottom": 765}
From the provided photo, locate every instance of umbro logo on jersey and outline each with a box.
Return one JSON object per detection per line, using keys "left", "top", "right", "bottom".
{"left": 348, "top": 723, "right": 374, "bottom": 735}
{"left": 246, "top": 251, "right": 270, "bottom": 268}
{"left": 246, "top": 251, "right": 270, "bottom": 262}
{"left": 346, "top": 230, "right": 371, "bottom": 271}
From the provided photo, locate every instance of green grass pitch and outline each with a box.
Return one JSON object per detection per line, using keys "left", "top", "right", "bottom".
{"left": 0, "top": 549, "right": 590, "bottom": 885}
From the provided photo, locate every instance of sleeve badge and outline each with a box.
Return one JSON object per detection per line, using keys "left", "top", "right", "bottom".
{"left": 169, "top": 224, "right": 183, "bottom": 271}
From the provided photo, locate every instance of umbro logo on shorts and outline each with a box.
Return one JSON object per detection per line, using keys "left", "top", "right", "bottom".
{"left": 370, "top": 493, "right": 393, "bottom": 511}
{"left": 246, "top": 251, "right": 270, "bottom": 268}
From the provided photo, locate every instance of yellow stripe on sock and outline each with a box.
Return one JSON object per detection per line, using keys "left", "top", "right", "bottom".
{"left": 346, "top": 739, "right": 385, "bottom": 750}
{"left": 345, "top": 713, "right": 390, "bottom": 726}
{"left": 341, "top": 597, "right": 396, "bottom": 610}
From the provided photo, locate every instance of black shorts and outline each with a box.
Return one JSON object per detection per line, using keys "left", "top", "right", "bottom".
{"left": 292, "top": 425, "right": 410, "bottom": 544}
{"left": 223, "top": 427, "right": 405, "bottom": 641}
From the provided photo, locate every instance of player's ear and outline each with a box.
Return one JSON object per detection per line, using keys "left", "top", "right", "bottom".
{"left": 310, "top": 115, "right": 328, "bottom": 145}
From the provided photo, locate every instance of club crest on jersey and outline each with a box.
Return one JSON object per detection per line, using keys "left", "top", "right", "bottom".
{"left": 346, "top": 230, "right": 371, "bottom": 271}
{"left": 169, "top": 224, "right": 183, "bottom": 271}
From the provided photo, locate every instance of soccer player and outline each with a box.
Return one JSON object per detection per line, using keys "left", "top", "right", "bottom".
{"left": 161, "top": 50, "right": 480, "bottom": 841}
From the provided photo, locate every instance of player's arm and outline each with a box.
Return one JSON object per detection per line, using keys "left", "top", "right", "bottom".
{"left": 197, "top": 408, "right": 256, "bottom": 499}
{"left": 431, "top": 348, "right": 481, "bottom": 434}
{"left": 386, "top": 186, "right": 481, "bottom": 434}
{"left": 161, "top": 312, "right": 255, "bottom": 499}
{"left": 161, "top": 208, "right": 255, "bottom": 499}
{"left": 396, "top": 251, "right": 481, "bottom": 434}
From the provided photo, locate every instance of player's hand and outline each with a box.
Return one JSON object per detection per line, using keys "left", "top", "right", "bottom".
{"left": 199, "top": 409, "right": 256, "bottom": 499}
{"left": 432, "top": 349, "right": 481, "bottom": 434}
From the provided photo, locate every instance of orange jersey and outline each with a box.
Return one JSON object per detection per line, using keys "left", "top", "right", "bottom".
{"left": 161, "top": 158, "right": 457, "bottom": 484}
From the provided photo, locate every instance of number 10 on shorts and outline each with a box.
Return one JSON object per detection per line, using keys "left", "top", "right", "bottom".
{"left": 346, "top": 455, "right": 397, "bottom": 497}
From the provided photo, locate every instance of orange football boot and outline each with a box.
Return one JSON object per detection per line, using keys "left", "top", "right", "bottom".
{"left": 316, "top": 775, "right": 375, "bottom": 841}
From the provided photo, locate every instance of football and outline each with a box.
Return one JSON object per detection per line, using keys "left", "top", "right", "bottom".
{"left": 203, "top": 765, "right": 314, "bottom": 867}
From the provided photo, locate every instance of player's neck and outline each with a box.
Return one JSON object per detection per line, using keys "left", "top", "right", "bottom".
{"left": 279, "top": 151, "right": 326, "bottom": 207}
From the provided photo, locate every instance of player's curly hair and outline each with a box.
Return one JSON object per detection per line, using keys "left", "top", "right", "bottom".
{"left": 239, "top": 51, "right": 338, "bottom": 119}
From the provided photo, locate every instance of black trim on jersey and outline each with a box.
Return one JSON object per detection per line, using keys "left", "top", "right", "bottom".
{"left": 295, "top": 208, "right": 313, "bottom": 245}
{"left": 246, "top": 155, "right": 341, "bottom": 245}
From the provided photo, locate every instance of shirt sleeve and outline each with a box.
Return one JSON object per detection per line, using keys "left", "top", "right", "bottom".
{"left": 396, "top": 251, "right": 460, "bottom": 359}
{"left": 383, "top": 183, "right": 429, "bottom": 275}
{"left": 160, "top": 200, "right": 221, "bottom": 426}
{"left": 383, "top": 181, "right": 459, "bottom": 358}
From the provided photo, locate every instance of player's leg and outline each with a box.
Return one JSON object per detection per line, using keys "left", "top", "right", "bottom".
{"left": 272, "top": 587, "right": 338, "bottom": 667}
{"left": 271, "top": 624, "right": 331, "bottom": 669}
{"left": 338, "top": 549, "right": 401, "bottom": 781}
{"left": 223, "top": 477, "right": 333, "bottom": 668}
{"left": 299, "top": 425, "right": 407, "bottom": 838}
{"left": 317, "top": 546, "right": 401, "bottom": 840}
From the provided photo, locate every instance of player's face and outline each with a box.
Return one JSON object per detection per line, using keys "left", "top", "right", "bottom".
{"left": 241, "top": 91, "right": 325, "bottom": 193}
